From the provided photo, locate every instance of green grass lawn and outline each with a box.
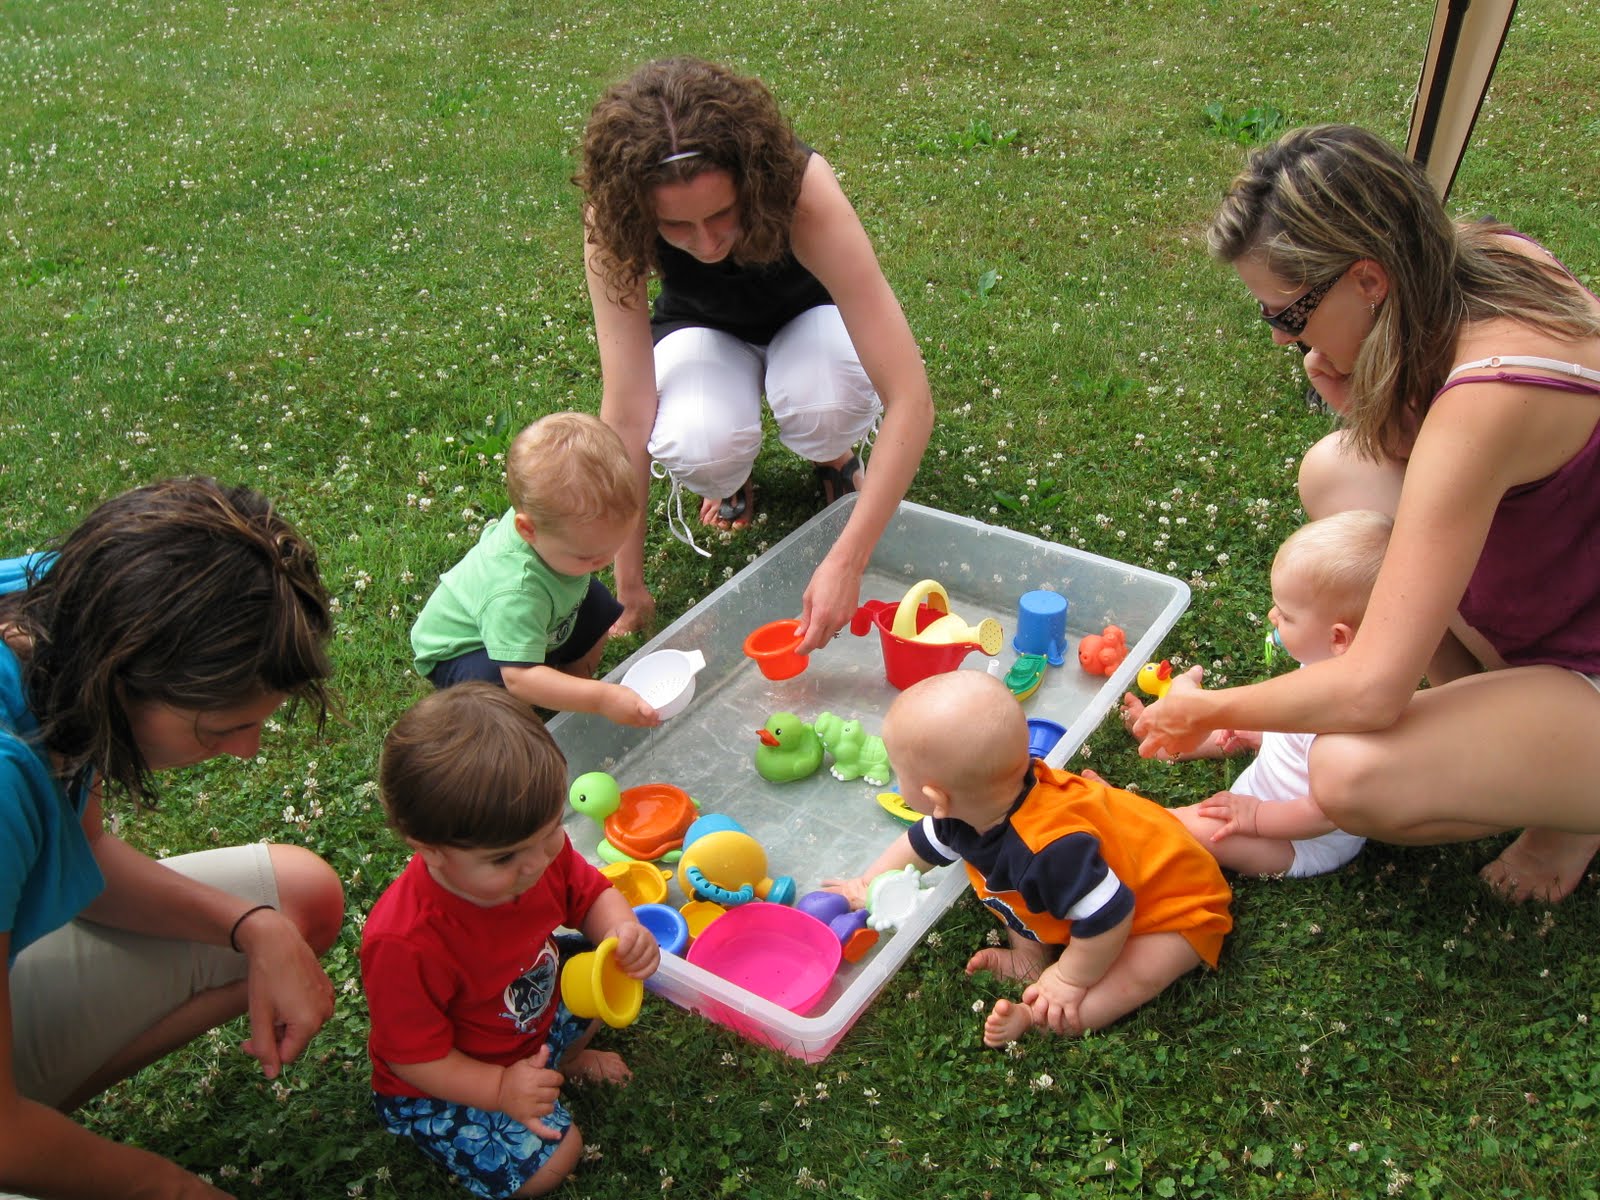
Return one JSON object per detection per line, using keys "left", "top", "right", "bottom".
{"left": 4, "top": 0, "right": 1600, "bottom": 1195}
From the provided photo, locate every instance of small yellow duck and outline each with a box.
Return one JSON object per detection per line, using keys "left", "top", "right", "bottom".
{"left": 1136, "top": 659, "right": 1175, "bottom": 700}
{"left": 755, "top": 712, "right": 825, "bottom": 783}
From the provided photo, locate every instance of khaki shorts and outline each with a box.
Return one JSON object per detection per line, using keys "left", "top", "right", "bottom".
{"left": 9, "top": 842, "right": 278, "bottom": 1108}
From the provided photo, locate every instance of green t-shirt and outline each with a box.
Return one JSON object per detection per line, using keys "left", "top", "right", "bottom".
{"left": 410, "top": 509, "right": 590, "bottom": 676}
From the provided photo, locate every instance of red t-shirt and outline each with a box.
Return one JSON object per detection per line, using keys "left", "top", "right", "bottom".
{"left": 360, "top": 840, "right": 610, "bottom": 1097}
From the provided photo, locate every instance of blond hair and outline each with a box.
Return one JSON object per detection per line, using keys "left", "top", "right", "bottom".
{"left": 379, "top": 683, "right": 568, "bottom": 849}
{"left": 1209, "top": 125, "right": 1600, "bottom": 461}
{"left": 1273, "top": 509, "right": 1393, "bottom": 627}
{"left": 884, "top": 671, "right": 1030, "bottom": 798}
{"left": 505, "top": 411, "right": 640, "bottom": 528}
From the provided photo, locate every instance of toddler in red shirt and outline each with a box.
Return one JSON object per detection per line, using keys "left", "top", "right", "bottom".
{"left": 361, "top": 683, "right": 657, "bottom": 1197}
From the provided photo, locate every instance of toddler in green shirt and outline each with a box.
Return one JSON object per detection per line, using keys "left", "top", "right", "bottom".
{"left": 410, "top": 412, "right": 658, "bottom": 726}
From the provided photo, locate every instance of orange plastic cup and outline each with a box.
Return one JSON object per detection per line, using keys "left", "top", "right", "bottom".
{"left": 742, "top": 619, "right": 809, "bottom": 680}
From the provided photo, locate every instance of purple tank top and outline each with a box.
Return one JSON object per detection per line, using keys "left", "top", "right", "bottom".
{"left": 1432, "top": 367, "right": 1600, "bottom": 672}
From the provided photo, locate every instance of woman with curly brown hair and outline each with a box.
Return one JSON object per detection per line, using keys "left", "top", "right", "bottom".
{"left": 577, "top": 57, "right": 933, "bottom": 652}
{"left": 0, "top": 478, "right": 343, "bottom": 1197}
{"left": 1133, "top": 124, "right": 1600, "bottom": 906}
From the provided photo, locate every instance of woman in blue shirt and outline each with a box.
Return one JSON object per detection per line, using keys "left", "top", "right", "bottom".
{"left": 0, "top": 478, "right": 342, "bottom": 1198}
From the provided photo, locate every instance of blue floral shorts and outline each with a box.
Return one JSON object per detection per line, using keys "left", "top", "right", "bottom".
{"left": 372, "top": 1002, "right": 591, "bottom": 1199}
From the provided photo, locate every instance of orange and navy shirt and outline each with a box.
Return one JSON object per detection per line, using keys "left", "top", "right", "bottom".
{"left": 908, "top": 761, "right": 1232, "bottom": 966}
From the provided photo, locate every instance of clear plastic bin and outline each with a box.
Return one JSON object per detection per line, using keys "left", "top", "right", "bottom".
{"left": 548, "top": 497, "right": 1189, "bottom": 1061}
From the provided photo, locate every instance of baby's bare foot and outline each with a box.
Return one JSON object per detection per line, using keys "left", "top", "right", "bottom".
{"left": 966, "top": 942, "right": 1049, "bottom": 983}
{"left": 983, "top": 998, "right": 1034, "bottom": 1048}
{"left": 1119, "top": 692, "right": 1147, "bottom": 736}
{"left": 563, "top": 1048, "right": 632, "bottom": 1085}
{"left": 1480, "top": 829, "right": 1600, "bottom": 904}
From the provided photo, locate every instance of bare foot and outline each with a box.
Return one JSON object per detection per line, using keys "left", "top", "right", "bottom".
{"left": 698, "top": 479, "right": 754, "bottom": 530}
{"left": 1119, "top": 692, "right": 1147, "bottom": 737}
{"left": 1480, "top": 829, "right": 1600, "bottom": 904}
{"left": 609, "top": 605, "right": 655, "bottom": 639}
{"left": 966, "top": 941, "right": 1049, "bottom": 983}
{"left": 983, "top": 998, "right": 1033, "bottom": 1048}
{"left": 562, "top": 1048, "right": 632, "bottom": 1085}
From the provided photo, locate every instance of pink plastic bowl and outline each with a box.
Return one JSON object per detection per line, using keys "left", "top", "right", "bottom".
{"left": 686, "top": 901, "right": 842, "bottom": 1015}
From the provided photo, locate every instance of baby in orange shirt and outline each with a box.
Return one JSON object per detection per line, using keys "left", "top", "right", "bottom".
{"left": 826, "top": 670, "right": 1232, "bottom": 1046}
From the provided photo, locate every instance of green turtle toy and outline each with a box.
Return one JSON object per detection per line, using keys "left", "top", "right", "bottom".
{"left": 813, "top": 711, "right": 893, "bottom": 786}
{"left": 568, "top": 771, "right": 700, "bottom": 865}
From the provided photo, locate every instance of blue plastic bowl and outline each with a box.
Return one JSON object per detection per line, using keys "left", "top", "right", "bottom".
{"left": 634, "top": 902, "right": 691, "bottom": 957}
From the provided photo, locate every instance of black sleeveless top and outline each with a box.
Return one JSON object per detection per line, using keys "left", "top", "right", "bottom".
{"left": 649, "top": 149, "right": 833, "bottom": 346}
{"left": 650, "top": 241, "right": 833, "bottom": 346}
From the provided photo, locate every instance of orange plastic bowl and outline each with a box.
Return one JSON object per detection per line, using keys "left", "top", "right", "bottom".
{"left": 742, "top": 619, "right": 809, "bottom": 681}
{"left": 605, "top": 783, "right": 698, "bottom": 862}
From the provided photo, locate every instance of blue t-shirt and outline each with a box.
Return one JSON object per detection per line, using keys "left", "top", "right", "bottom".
{"left": 1, "top": 555, "right": 103, "bottom": 963}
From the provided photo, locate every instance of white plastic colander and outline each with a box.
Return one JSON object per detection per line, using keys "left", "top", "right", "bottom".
{"left": 619, "top": 648, "right": 707, "bottom": 719}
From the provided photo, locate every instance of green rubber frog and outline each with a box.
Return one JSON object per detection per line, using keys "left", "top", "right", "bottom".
{"left": 813, "top": 711, "right": 893, "bottom": 786}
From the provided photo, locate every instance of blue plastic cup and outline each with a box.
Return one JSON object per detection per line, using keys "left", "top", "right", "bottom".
{"left": 634, "top": 902, "right": 691, "bottom": 957}
{"left": 1026, "top": 718, "right": 1067, "bottom": 760}
{"left": 1013, "top": 590, "right": 1070, "bottom": 666}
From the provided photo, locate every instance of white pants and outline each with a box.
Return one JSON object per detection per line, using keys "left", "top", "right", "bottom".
{"left": 648, "top": 305, "right": 881, "bottom": 500}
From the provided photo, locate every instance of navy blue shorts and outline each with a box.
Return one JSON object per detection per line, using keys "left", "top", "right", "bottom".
{"left": 428, "top": 577, "right": 623, "bottom": 688}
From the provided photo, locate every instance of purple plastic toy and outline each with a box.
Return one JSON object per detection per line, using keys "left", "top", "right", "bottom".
{"left": 797, "top": 891, "right": 879, "bottom": 962}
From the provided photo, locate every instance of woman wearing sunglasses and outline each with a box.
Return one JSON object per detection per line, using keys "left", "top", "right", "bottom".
{"left": 1133, "top": 124, "right": 1600, "bottom": 904}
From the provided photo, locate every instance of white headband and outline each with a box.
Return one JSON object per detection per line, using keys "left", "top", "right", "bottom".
{"left": 659, "top": 150, "right": 702, "bottom": 165}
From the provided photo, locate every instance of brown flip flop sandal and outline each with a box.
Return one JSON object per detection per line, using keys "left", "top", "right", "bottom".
{"left": 813, "top": 454, "right": 863, "bottom": 507}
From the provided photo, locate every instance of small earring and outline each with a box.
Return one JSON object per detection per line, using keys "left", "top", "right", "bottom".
{"left": 1368, "top": 301, "right": 1377, "bottom": 316}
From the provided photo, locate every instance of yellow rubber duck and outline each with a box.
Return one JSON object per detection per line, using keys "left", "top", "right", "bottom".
{"left": 1136, "top": 659, "right": 1174, "bottom": 699}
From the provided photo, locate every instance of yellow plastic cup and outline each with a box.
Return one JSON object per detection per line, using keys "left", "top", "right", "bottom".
{"left": 600, "top": 860, "right": 672, "bottom": 907}
{"left": 679, "top": 899, "right": 727, "bottom": 940}
{"left": 560, "top": 937, "right": 643, "bottom": 1028}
